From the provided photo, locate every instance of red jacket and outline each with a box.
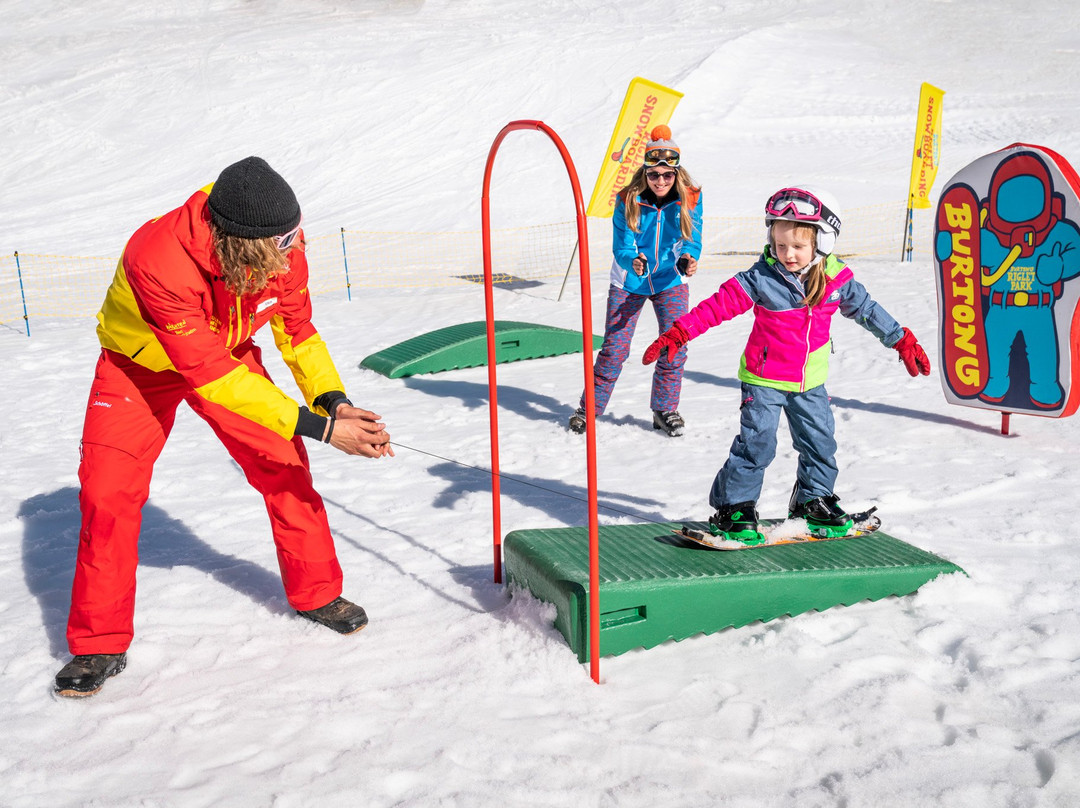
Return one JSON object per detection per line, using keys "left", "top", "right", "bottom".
{"left": 96, "top": 187, "right": 344, "bottom": 439}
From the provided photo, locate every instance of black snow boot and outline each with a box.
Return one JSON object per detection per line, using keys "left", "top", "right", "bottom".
{"left": 54, "top": 652, "right": 127, "bottom": 698}
{"left": 652, "top": 410, "right": 685, "bottom": 436}
{"left": 568, "top": 408, "right": 587, "bottom": 434}
{"left": 297, "top": 596, "right": 369, "bottom": 635}
{"left": 789, "top": 492, "right": 853, "bottom": 538}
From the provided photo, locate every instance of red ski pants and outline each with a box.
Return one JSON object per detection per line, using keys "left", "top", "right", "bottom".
{"left": 67, "top": 347, "right": 343, "bottom": 655}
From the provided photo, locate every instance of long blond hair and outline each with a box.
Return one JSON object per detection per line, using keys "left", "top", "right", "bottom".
{"left": 619, "top": 164, "right": 700, "bottom": 240}
{"left": 211, "top": 224, "right": 291, "bottom": 296}
{"left": 770, "top": 221, "right": 828, "bottom": 307}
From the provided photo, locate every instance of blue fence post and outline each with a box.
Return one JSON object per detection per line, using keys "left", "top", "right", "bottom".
{"left": 339, "top": 227, "right": 352, "bottom": 301}
{"left": 14, "top": 251, "right": 30, "bottom": 337}
{"left": 901, "top": 205, "right": 914, "bottom": 262}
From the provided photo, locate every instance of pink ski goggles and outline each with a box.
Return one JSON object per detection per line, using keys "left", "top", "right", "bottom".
{"left": 765, "top": 188, "right": 840, "bottom": 233}
{"left": 274, "top": 219, "right": 302, "bottom": 251}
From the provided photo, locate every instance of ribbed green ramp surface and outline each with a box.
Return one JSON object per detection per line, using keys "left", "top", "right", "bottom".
{"left": 360, "top": 320, "right": 603, "bottom": 378}
{"left": 503, "top": 522, "right": 965, "bottom": 662}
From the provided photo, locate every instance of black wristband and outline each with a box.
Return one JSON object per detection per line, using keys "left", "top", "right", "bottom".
{"left": 323, "top": 417, "right": 335, "bottom": 444}
{"left": 295, "top": 407, "right": 329, "bottom": 440}
{"left": 313, "top": 391, "right": 352, "bottom": 418}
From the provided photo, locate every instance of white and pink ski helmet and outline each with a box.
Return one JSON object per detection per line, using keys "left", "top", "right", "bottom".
{"left": 765, "top": 185, "right": 843, "bottom": 258}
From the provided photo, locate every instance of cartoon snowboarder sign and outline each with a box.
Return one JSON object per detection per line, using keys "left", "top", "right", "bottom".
{"left": 934, "top": 143, "right": 1080, "bottom": 417}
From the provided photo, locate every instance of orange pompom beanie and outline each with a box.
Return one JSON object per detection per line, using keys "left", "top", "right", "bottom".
{"left": 645, "top": 125, "right": 679, "bottom": 155}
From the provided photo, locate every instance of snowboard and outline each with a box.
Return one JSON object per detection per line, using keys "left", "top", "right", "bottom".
{"left": 676, "top": 507, "right": 880, "bottom": 551}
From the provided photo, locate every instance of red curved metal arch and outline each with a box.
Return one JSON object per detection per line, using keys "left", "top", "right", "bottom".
{"left": 481, "top": 120, "right": 601, "bottom": 682}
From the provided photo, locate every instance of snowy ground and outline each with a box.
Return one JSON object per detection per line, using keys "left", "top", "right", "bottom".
{"left": 3, "top": 1, "right": 1080, "bottom": 806}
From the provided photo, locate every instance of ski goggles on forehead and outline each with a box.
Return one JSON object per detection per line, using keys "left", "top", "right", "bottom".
{"left": 643, "top": 148, "right": 680, "bottom": 167}
{"left": 273, "top": 220, "right": 302, "bottom": 251}
{"left": 765, "top": 188, "right": 840, "bottom": 232}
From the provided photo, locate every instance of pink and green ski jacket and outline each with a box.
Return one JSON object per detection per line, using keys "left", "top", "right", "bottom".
{"left": 677, "top": 249, "right": 905, "bottom": 393}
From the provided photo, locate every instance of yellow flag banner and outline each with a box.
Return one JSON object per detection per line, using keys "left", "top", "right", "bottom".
{"left": 585, "top": 77, "right": 684, "bottom": 218}
{"left": 907, "top": 82, "right": 945, "bottom": 209}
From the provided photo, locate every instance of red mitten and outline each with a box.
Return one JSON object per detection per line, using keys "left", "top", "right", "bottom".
{"left": 643, "top": 321, "right": 691, "bottom": 365}
{"left": 893, "top": 327, "right": 931, "bottom": 376}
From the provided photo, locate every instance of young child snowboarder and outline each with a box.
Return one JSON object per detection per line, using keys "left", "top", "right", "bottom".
{"left": 643, "top": 185, "right": 931, "bottom": 544}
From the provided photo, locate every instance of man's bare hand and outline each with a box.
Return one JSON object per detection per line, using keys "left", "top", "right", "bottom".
{"left": 329, "top": 404, "right": 394, "bottom": 457}
{"left": 334, "top": 403, "right": 382, "bottom": 422}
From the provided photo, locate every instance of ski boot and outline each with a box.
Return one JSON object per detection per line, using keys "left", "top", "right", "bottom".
{"left": 567, "top": 408, "right": 587, "bottom": 434}
{"left": 297, "top": 596, "right": 369, "bottom": 635}
{"left": 788, "top": 491, "right": 854, "bottom": 538}
{"left": 54, "top": 652, "right": 127, "bottom": 698}
{"left": 707, "top": 501, "right": 765, "bottom": 545}
{"left": 652, "top": 410, "right": 685, "bottom": 437}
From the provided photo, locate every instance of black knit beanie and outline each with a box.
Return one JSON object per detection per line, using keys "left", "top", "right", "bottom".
{"left": 207, "top": 156, "right": 302, "bottom": 239}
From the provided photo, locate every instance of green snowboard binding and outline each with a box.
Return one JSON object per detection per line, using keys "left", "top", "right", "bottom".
{"left": 708, "top": 502, "right": 766, "bottom": 545}
{"left": 789, "top": 492, "right": 854, "bottom": 539}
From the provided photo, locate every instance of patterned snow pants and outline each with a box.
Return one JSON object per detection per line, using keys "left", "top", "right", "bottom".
{"left": 579, "top": 283, "right": 689, "bottom": 415}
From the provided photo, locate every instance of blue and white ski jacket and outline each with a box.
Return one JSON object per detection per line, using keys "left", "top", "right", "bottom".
{"left": 610, "top": 187, "right": 703, "bottom": 296}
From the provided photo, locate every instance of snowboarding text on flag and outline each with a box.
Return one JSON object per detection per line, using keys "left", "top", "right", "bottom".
{"left": 585, "top": 77, "right": 683, "bottom": 218}
{"left": 907, "top": 82, "right": 945, "bottom": 210}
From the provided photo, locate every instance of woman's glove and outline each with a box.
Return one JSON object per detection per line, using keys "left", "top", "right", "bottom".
{"left": 643, "top": 321, "right": 691, "bottom": 365}
{"left": 676, "top": 254, "right": 698, "bottom": 276}
{"left": 893, "top": 327, "right": 931, "bottom": 376}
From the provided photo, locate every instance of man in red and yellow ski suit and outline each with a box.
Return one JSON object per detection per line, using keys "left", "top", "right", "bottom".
{"left": 58, "top": 157, "right": 390, "bottom": 696}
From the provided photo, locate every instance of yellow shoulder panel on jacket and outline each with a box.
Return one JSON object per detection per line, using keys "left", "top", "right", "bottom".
{"left": 96, "top": 257, "right": 175, "bottom": 372}
{"left": 271, "top": 315, "right": 345, "bottom": 410}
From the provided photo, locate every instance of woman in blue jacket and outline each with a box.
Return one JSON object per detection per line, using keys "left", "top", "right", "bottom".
{"left": 569, "top": 125, "right": 703, "bottom": 436}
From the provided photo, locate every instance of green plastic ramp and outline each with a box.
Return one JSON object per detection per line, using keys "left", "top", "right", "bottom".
{"left": 503, "top": 521, "right": 965, "bottom": 662}
{"left": 360, "top": 320, "right": 603, "bottom": 378}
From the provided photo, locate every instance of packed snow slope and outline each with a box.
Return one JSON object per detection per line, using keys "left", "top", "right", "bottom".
{"left": 3, "top": 1, "right": 1080, "bottom": 806}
